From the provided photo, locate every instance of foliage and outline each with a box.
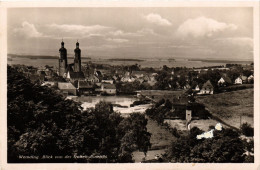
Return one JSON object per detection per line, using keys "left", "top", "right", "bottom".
{"left": 166, "top": 128, "right": 247, "bottom": 163}
{"left": 241, "top": 123, "right": 254, "bottom": 137}
{"left": 8, "top": 65, "right": 151, "bottom": 163}
{"left": 169, "top": 127, "right": 180, "bottom": 138}
{"left": 116, "top": 81, "right": 152, "bottom": 94}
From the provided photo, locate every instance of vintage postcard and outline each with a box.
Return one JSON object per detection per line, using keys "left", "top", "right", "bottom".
{"left": 0, "top": 1, "right": 259, "bottom": 170}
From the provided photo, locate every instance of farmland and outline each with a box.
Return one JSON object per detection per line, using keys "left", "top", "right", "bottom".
{"left": 196, "top": 88, "right": 254, "bottom": 129}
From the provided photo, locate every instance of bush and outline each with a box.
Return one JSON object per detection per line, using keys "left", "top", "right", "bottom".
{"left": 241, "top": 123, "right": 254, "bottom": 137}
{"left": 170, "top": 127, "right": 180, "bottom": 138}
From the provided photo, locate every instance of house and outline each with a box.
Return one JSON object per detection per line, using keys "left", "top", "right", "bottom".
{"left": 77, "top": 81, "right": 94, "bottom": 95}
{"left": 199, "top": 80, "right": 214, "bottom": 94}
{"left": 58, "top": 82, "right": 77, "bottom": 96}
{"left": 121, "top": 76, "right": 135, "bottom": 83}
{"left": 218, "top": 76, "right": 232, "bottom": 87}
{"left": 101, "top": 83, "right": 116, "bottom": 95}
{"left": 234, "top": 77, "right": 243, "bottom": 84}
{"left": 194, "top": 84, "right": 200, "bottom": 91}
{"left": 86, "top": 74, "right": 100, "bottom": 84}
{"left": 248, "top": 75, "right": 254, "bottom": 83}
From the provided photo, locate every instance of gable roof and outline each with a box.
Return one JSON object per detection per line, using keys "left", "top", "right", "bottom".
{"left": 220, "top": 76, "right": 232, "bottom": 84}
{"left": 236, "top": 77, "right": 242, "bottom": 80}
{"left": 202, "top": 80, "right": 213, "bottom": 89}
{"left": 58, "top": 82, "right": 76, "bottom": 90}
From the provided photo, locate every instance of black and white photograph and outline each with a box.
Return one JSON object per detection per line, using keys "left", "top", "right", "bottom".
{"left": 1, "top": 1, "right": 259, "bottom": 169}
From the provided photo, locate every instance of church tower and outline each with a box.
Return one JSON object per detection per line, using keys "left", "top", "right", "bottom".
{"left": 59, "top": 40, "right": 67, "bottom": 76}
{"left": 74, "top": 41, "right": 81, "bottom": 72}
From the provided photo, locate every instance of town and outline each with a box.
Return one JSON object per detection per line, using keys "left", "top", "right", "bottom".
{"left": 8, "top": 40, "right": 254, "bottom": 162}
{"left": 12, "top": 41, "right": 254, "bottom": 97}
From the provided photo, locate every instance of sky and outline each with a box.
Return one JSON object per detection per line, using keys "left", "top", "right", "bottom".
{"left": 7, "top": 7, "right": 253, "bottom": 60}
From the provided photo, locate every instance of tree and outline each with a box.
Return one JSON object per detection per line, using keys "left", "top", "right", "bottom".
{"left": 8, "top": 65, "right": 151, "bottom": 163}
{"left": 241, "top": 123, "right": 254, "bottom": 137}
{"left": 166, "top": 128, "right": 247, "bottom": 163}
{"left": 118, "top": 113, "right": 151, "bottom": 158}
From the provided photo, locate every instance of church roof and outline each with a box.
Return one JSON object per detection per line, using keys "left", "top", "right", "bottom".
{"left": 68, "top": 71, "right": 85, "bottom": 79}
{"left": 78, "top": 81, "right": 93, "bottom": 89}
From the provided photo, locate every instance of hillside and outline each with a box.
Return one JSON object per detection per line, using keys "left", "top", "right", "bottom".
{"left": 196, "top": 88, "right": 253, "bottom": 129}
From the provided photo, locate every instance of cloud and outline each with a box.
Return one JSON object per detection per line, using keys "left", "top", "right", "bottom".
{"left": 177, "top": 16, "right": 237, "bottom": 38}
{"left": 13, "top": 21, "right": 45, "bottom": 38}
{"left": 106, "top": 38, "right": 129, "bottom": 43}
{"left": 143, "top": 13, "right": 172, "bottom": 26}
{"left": 109, "top": 28, "right": 157, "bottom": 38}
{"left": 47, "top": 23, "right": 112, "bottom": 37}
{"left": 109, "top": 30, "right": 142, "bottom": 37}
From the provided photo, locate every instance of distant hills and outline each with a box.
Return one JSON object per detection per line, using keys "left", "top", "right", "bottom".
{"left": 8, "top": 54, "right": 91, "bottom": 60}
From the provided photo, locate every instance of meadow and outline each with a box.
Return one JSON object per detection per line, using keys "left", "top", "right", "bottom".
{"left": 196, "top": 88, "right": 254, "bottom": 129}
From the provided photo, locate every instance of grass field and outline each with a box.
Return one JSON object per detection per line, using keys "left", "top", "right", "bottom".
{"left": 132, "top": 117, "right": 176, "bottom": 162}
{"left": 147, "top": 117, "right": 176, "bottom": 150}
{"left": 196, "top": 88, "right": 254, "bottom": 129}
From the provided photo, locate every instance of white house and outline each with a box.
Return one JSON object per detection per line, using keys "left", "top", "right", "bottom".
{"left": 248, "top": 75, "right": 254, "bottom": 83}
{"left": 234, "top": 77, "right": 243, "bottom": 84}
{"left": 199, "top": 80, "right": 214, "bottom": 94}
{"left": 195, "top": 85, "right": 200, "bottom": 91}
{"left": 248, "top": 75, "right": 254, "bottom": 80}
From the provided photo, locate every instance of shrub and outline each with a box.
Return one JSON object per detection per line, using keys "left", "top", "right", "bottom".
{"left": 241, "top": 123, "right": 254, "bottom": 137}
{"left": 170, "top": 127, "right": 180, "bottom": 138}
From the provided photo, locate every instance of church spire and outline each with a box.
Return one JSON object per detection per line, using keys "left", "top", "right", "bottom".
{"left": 59, "top": 39, "right": 68, "bottom": 76}
{"left": 74, "top": 40, "right": 81, "bottom": 72}
{"left": 61, "top": 39, "right": 64, "bottom": 47}
{"left": 76, "top": 40, "right": 79, "bottom": 48}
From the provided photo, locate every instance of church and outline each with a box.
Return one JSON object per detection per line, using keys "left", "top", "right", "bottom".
{"left": 58, "top": 40, "right": 85, "bottom": 83}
